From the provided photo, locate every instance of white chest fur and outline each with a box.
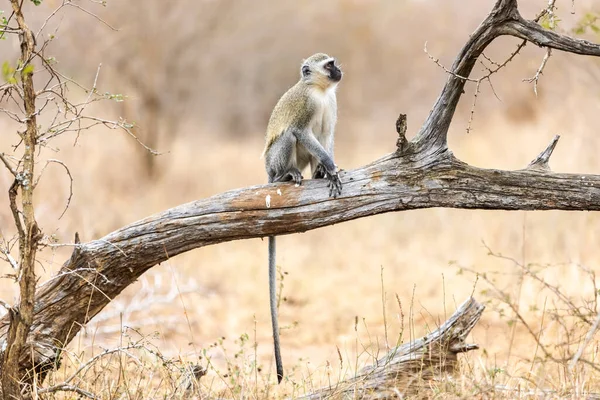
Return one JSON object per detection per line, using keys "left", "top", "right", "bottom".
{"left": 310, "top": 88, "right": 337, "bottom": 145}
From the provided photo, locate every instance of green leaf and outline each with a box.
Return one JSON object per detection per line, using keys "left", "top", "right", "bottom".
{"left": 22, "top": 64, "right": 34, "bottom": 75}
{"left": 539, "top": 14, "right": 560, "bottom": 31}
{"left": 2, "top": 61, "right": 16, "bottom": 84}
{"left": 573, "top": 12, "right": 600, "bottom": 36}
{"left": 30, "top": 0, "right": 42, "bottom": 5}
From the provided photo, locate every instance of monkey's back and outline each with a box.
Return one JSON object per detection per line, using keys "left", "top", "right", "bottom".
{"left": 262, "top": 82, "right": 316, "bottom": 157}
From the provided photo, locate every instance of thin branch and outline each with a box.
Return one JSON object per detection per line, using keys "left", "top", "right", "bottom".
{"left": 80, "top": 116, "right": 161, "bottom": 155}
{"left": 65, "top": 2, "right": 118, "bottom": 31}
{"left": 0, "top": 153, "right": 17, "bottom": 177}
{"left": 413, "top": 0, "right": 600, "bottom": 154}
{"left": 62, "top": 344, "right": 145, "bottom": 385}
{"left": 424, "top": 39, "right": 525, "bottom": 137}
{"left": 466, "top": 80, "right": 481, "bottom": 134}
{"left": 424, "top": 40, "right": 526, "bottom": 83}
{"left": 0, "top": 107, "right": 26, "bottom": 123}
{"left": 570, "top": 310, "right": 600, "bottom": 369}
{"left": 524, "top": 48, "right": 552, "bottom": 96}
{"left": 35, "top": 0, "right": 68, "bottom": 40}
{"left": 424, "top": 42, "right": 477, "bottom": 82}
{"left": 0, "top": 247, "right": 19, "bottom": 270}
{"left": 34, "top": 159, "right": 73, "bottom": 219}
{"left": 37, "top": 384, "right": 97, "bottom": 399}
{"left": 0, "top": 299, "right": 11, "bottom": 310}
{"left": 533, "top": 0, "right": 558, "bottom": 23}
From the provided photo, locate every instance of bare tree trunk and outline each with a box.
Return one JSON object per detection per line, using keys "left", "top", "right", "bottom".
{"left": 1, "top": 0, "right": 600, "bottom": 393}
{"left": 1, "top": 2, "right": 41, "bottom": 399}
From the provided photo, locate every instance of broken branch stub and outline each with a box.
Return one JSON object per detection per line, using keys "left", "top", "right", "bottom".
{"left": 527, "top": 135, "right": 560, "bottom": 171}
{"left": 299, "top": 298, "right": 485, "bottom": 399}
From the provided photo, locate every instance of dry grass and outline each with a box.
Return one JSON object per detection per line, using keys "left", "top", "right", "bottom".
{"left": 2, "top": 0, "right": 600, "bottom": 398}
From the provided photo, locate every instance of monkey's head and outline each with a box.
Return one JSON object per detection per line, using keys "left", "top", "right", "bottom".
{"left": 300, "top": 53, "right": 342, "bottom": 89}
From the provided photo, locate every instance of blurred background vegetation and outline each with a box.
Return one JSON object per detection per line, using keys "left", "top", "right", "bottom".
{"left": 2, "top": 0, "right": 600, "bottom": 395}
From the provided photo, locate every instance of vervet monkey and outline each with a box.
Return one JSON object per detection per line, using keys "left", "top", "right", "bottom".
{"left": 262, "top": 53, "right": 343, "bottom": 383}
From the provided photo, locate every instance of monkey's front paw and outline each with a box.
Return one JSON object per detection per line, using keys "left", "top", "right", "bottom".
{"left": 327, "top": 173, "right": 342, "bottom": 198}
{"left": 288, "top": 168, "right": 303, "bottom": 186}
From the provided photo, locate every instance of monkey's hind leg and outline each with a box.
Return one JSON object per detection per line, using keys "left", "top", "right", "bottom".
{"left": 311, "top": 163, "right": 327, "bottom": 179}
{"left": 266, "top": 131, "right": 304, "bottom": 186}
{"left": 273, "top": 167, "right": 303, "bottom": 186}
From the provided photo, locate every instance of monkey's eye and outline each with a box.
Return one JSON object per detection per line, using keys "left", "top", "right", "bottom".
{"left": 325, "top": 61, "right": 335, "bottom": 70}
{"left": 302, "top": 65, "right": 311, "bottom": 77}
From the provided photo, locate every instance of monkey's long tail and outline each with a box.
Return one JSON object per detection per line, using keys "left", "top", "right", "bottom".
{"left": 269, "top": 235, "right": 284, "bottom": 384}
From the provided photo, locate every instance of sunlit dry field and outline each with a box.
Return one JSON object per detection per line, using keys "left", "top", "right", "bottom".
{"left": 2, "top": 0, "right": 600, "bottom": 398}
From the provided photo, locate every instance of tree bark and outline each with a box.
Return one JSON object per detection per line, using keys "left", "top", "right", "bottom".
{"left": 299, "top": 297, "right": 485, "bottom": 399}
{"left": 2, "top": 1, "right": 42, "bottom": 398}
{"left": 1, "top": 0, "right": 600, "bottom": 390}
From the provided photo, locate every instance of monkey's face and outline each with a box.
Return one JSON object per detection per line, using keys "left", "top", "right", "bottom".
{"left": 322, "top": 59, "right": 342, "bottom": 83}
{"left": 301, "top": 54, "right": 343, "bottom": 89}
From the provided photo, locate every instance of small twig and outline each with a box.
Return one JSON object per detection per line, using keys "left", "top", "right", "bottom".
{"left": 425, "top": 40, "right": 526, "bottom": 83}
{"left": 533, "top": 0, "right": 558, "bottom": 23}
{"left": 38, "top": 384, "right": 97, "bottom": 399}
{"left": 63, "top": 344, "right": 144, "bottom": 385}
{"left": 0, "top": 247, "right": 19, "bottom": 270}
{"left": 466, "top": 80, "right": 481, "bottom": 134}
{"left": 424, "top": 42, "right": 476, "bottom": 82}
{"left": 0, "top": 153, "right": 17, "bottom": 177}
{"left": 425, "top": 39, "right": 526, "bottom": 135}
{"left": 78, "top": 64, "right": 102, "bottom": 117}
{"left": 0, "top": 298, "right": 11, "bottom": 310}
{"left": 65, "top": 2, "right": 118, "bottom": 31}
{"left": 486, "top": 77, "right": 502, "bottom": 102}
{"left": 86, "top": 116, "right": 161, "bottom": 155}
{"left": 481, "top": 52, "right": 502, "bottom": 68}
{"left": 570, "top": 309, "right": 600, "bottom": 370}
{"left": 524, "top": 48, "right": 552, "bottom": 96}
{"left": 34, "top": 159, "right": 73, "bottom": 219}
{"left": 35, "top": 0, "right": 68, "bottom": 40}
{"left": 0, "top": 107, "right": 25, "bottom": 123}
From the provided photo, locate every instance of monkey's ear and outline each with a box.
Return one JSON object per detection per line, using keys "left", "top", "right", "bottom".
{"left": 302, "top": 65, "right": 311, "bottom": 77}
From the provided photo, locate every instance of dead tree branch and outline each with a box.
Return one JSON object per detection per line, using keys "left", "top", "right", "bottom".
{"left": 0, "top": 0, "right": 600, "bottom": 390}
{"left": 300, "top": 298, "right": 484, "bottom": 399}
{"left": 411, "top": 0, "right": 600, "bottom": 156}
{"left": 1, "top": 137, "right": 599, "bottom": 381}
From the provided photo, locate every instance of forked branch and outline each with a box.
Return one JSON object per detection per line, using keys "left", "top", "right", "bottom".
{"left": 411, "top": 0, "right": 600, "bottom": 157}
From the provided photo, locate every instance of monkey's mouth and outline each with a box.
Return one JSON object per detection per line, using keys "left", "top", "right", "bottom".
{"left": 329, "top": 68, "right": 342, "bottom": 82}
